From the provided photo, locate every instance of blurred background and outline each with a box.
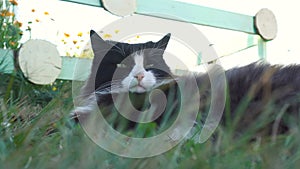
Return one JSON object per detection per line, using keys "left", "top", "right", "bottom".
{"left": 16, "top": 0, "right": 300, "bottom": 72}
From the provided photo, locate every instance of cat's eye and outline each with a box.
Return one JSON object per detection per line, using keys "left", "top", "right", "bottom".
{"left": 117, "top": 63, "right": 127, "bottom": 68}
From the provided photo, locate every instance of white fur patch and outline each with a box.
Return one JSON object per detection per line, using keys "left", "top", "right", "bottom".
{"left": 122, "top": 53, "right": 156, "bottom": 93}
{"left": 134, "top": 53, "right": 144, "bottom": 66}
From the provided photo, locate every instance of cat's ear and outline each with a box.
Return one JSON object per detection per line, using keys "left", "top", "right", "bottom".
{"left": 90, "top": 30, "right": 111, "bottom": 54}
{"left": 155, "top": 33, "right": 171, "bottom": 50}
{"left": 89, "top": 30, "right": 113, "bottom": 73}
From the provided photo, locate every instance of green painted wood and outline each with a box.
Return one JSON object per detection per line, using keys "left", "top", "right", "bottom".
{"left": 60, "top": 0, "right": 257, "bottom": 34}
{"left": 58, "top": 57, "right": 92, "bottom": 81}
{"left": 61, "top": 0, "right": 102, "bottom": 7}
{"left": 4, "top": 1, "right": 269, "bottom": 82}
{"left": 258, "top": 38, "right": 267, "bottom": 59}
{"left": 247, "top": 35, "right": 255, "bottom": 46}
{"left": 197, "top": 53, "right": 202, "bottom": 65}
{"left": 249, "top": 35, "right": 267, "bottom": 60}
{"left": 135, "top": 0, "right": 257, "bottom": 34}
{"left": 0, "top": 49, "right": 14, "bottom": 74}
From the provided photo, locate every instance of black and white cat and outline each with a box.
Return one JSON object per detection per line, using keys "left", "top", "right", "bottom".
{"left": 72, "top": 30, "right": 300, "bottom": 139}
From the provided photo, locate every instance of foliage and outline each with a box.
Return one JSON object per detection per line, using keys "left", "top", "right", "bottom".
{"left": 0, "top": 75, "right": 300, "bottom": 169}
{"left": 0, "top": 0, "right": 22, "bottom": 50}
{"left": 1, "top": 69, "right": 71, "bottom": 106}
{"left": 1, "top": 61, "right": 300, "bottom": 168}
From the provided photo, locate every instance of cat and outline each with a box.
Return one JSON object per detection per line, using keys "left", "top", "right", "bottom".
{"left": 71, "top": 30, "right": 300, "bottom": 140}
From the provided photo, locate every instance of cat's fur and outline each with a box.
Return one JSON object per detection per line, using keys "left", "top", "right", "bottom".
{"left": 72, "top": 30, "right": 300, "bottom": 139}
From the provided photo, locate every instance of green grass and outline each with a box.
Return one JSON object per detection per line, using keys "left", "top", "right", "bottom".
{"left": 1, "top": 72, "right": 300, "bottom": 169}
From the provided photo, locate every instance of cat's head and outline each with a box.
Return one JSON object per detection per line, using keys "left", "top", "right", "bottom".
{"left": 90, "top": 30, "right": 172, "bottom": 94}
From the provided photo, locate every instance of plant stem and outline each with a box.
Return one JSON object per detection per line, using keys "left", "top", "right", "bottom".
{"left": 4, "top": 70, "right": 15, "bottom": 103}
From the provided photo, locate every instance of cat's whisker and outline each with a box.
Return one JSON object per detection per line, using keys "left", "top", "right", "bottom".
{"left": 155, "top": 77, "right": 176, "bottom": 80}
{"left": 149, "top": 53, "right": 164, "bottom": 57}
{"left": 96, "top": 80, "right": 123, "bottom": 90}
{"left": 95, "top": 80, "right": 127, "bottom": 95}
{"left": 155, "top": 78, "right": 177, "bottom": 83}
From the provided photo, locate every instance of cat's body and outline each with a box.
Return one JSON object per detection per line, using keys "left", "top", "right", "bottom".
{"left": 72, "top": 30, "right": 300, "bottom": 139}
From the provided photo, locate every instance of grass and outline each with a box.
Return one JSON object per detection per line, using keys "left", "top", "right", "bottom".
{"left": 1, "top": 72, "right": 300, "bottom": 169}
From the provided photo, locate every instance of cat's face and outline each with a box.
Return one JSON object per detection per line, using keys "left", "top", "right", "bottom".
{"left": 90, "top": 30, "right": 172, "bottom": 94}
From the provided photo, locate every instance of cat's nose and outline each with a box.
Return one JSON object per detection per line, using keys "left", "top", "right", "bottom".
{"left": 134, "top": 73, "right": 144, "bottom": 82}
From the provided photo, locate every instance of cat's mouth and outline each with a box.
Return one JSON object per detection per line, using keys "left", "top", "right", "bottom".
{"left": 130, "top": 84, "right": 147, "bottom": 93}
